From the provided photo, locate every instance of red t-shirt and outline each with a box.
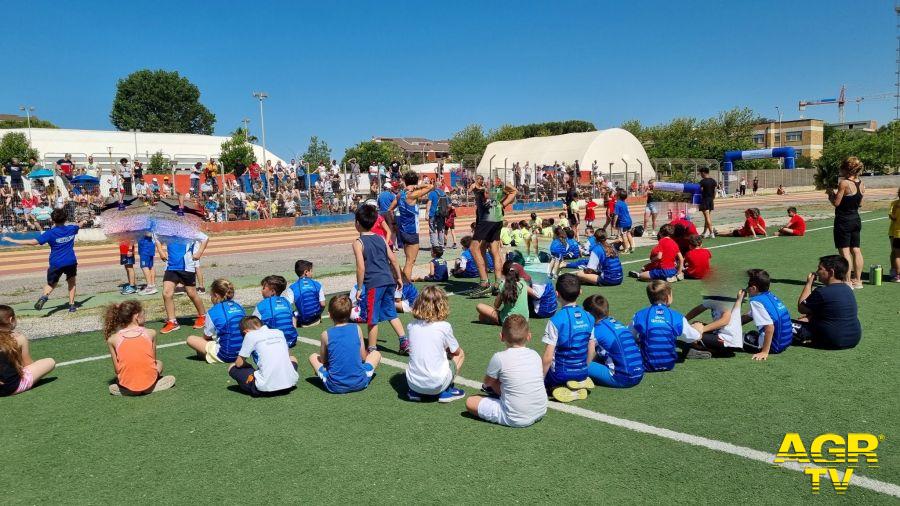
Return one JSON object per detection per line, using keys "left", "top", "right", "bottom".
{"left": 373, "top": 213, "right": 387, "bottom": 239}
{"left": 739, "top": 217, "right": 765, "bottom": 236}
{"left": 669, "top": 217, "right": 698, "bottom": 236}
{"left": 119, "top": 242, "right": 132, "bottom": 255}
{"left": 786, "top": 214, "right": 806, "bottom": 235}
{"left": 585, "top": 200, "right": 597, "bottom": 221}
{"left": 249, "top": 163, "right": 260, "bottom": 179}
{"left": 605, "top": 196, "right": 616, "bottom": 215}
{"left": 684, "top": 247, "right": 711, "bottom": 279}
{"left": 650, "top": 236, "right": 680, "bottom": 270}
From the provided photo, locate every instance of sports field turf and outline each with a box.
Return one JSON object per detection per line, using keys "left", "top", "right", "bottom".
{"left": 4, "top": 214, "right": 898, "bottom": 504}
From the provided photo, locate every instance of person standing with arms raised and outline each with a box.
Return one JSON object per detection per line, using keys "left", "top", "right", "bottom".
{"left": 469, "top": 175, "right": 517, "bottom": 298}
{"left": 698, "top": 167, "right": 717, "bottom": 238}
{"left": 827, "top": 157, "right": 865, "bottom": 288}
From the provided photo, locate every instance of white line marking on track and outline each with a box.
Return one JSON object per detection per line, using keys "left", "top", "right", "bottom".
{"left": 55, "top": 342, "right": 184, "bottom": 367}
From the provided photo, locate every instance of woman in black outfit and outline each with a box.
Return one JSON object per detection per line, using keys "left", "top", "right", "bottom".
{"left": 827, "top": 157, "right": 865, "bottom": 288}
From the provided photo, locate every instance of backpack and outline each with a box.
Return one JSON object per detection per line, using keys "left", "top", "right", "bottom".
{"left": 632, "top": 225, "right": 645, "bottom": 237}
{"left": 435, "top": 191, "right": 450, "bottom": 218}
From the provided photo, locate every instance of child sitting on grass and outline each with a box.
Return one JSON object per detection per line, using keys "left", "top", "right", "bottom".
{"left": 476, "top": 260, "right": 531, "bottom": 325}
{"left": 229, "top": 316, "right": 299, "bottom": 397}
{"left": 575, "top": 229, "right": 623, "bottom": 287}
{"left": 582, "top": 295, "right": 643, "bottom": 388}
{"left": 186, "top": 278, "right": 246, "bottom": 364}
{"left": 0, "top": 305, "right": 55, "bottom": 397}
{"left": 405, "top": 286, "right": 466, "bottom": 402}
{"left": 612, "top": 190, "right": 634, "bottom": 253}
{"left": 413, "top": 246, "right": 448, "bottom": 282}
{"left": 288, "top": 259, "right": 325, "bottom": 328}
{"left": 104, "top": 300, "right": 175, "bottom": 396}
{"left": 309, "top": 295, "right": 380, "bottom": 394}
{"left": 682, "top": 234, "right": 712, "bottom": 280}
{"left": 565, "top": 227, "right": 581, "bottom": 259}
{"left": 541, "top": 274, "right": 596, "bottom": 403}
{"left": 628, "top": 224, "right": 683, "bottom": 282}
{"left": 683, "top": 290, "right": 745, "bottom": 358}
{"left": 778, "top": 207, "right": 807, "bottom": 236}
{"left": 547, "top": 226, "right": 569, "bottom": 279}
{"left": 394, "top": 278, "right": 419, "bottom": 313}
{"left": 451, "top": 236, "right": 494, "bottom": 278}
{"left": 528, "top": 278, "right": 558, "bottom": 319}
{"left": 729, "top": 209, "right": 767, "bottom": 238}
{"left": 253, "top": 275, "right": 298, "bottom": 348}
{"left": 743, "top": 269, "right": 794, "bottom": 361}
{"left": 500, "top": 221, "right": 513, "bottom": 247}
{"left": 466, "top": 314, "right": 547, "bottom": 428}
{"left": 631, "top": 280, "right": 702, "bottom": 372}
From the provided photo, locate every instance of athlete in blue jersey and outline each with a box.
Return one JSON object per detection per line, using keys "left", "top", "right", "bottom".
{"left": 253, "top": 275, "right": 298, "bottom": 348}
{"left": 414, "top": 246, "right": 449, "bottom": 282}
{"left": 743, "top": 269, "right": 794, "bottom": 360}
{"left": 158, "top": 232, "right": 208, "bottom": 334}
{"left": 4, "top": 208, "right": 88, "bottom": 312}
{"left": 575, "top": 230, "right": 624, "bottom": 287}
{"left": 137, "top": 233, "right": 157, "bottom": 295}
{"left": 394, "top": 279, "right": 419, "bottom": 313}
{"left": 387, "top": 171, "right": 433, "bottom": 281}
{"left": 612, "top": 189, "right": 635, "bottom": 254}
{"left": 309, "top": 295, "right": 381, "bottom": 393}
{"left": 565, "top": 227, "right": 597, "bottom": 269}
{"left": 186, "top": 278, "right": 246, "bottom": 363}
{"left": 287, "top": 259, "right": 325, "bottom": 327}
{"left": 540, "top": 274, "right": 595, "bottom": 403}
{"left": 630, "top": 281, "right": 701, "bottom": 372}
{"left": 583, "top": 295, "right": 644, "bottom": 388}
{"left": 452, "top": 236, "right": 481, "bottom": 278}
{"left": 528, "top": 282, "right": 558, "bottom": 319}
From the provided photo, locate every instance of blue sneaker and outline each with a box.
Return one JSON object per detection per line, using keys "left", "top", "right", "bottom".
{"left": 68, "top": 304, "right": 77, "bottom": 313}
{"left": 438, "top": 385, "right": 465, "bottom": 403}
{"left": 407, "top": 390, "right": 423, "bottom": 402}
{"left": 121, "top": 285, "right": 137, "bottom": 295}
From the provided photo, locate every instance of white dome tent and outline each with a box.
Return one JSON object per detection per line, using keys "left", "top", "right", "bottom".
{"left": 476, "top": 128, "right": 655, "bottom": 187}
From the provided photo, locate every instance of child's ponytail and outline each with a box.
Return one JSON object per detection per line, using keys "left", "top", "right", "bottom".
{"left": 103, "top": 300, "right": 144, "bottom": 339}
{"left": 499, "top": 264, "right": 521, "bottom": 306}
{"left": 211, "top": 278, "right": 235, "bottom": 301}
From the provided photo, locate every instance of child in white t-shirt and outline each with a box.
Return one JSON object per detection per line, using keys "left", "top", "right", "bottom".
{"left": 466, "top": 314, "right": 547, "bottom": 428}
{"left": 683, "top": 290, "right": 746, "bottom": 358}
{"left": 227, "top": 316, "right": 299, "bottom": 397}
{"left": 405, "top": 286, "right": 466, "bottom": 403}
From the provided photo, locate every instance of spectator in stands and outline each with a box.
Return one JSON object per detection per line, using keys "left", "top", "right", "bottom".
{"left": 56, "top": 154, "right": 75, "bottom": 181}
{"left": 32, "top": 201, "right": 53, "bottom": 229}
{"left": 74, "top": 198, "right": 95, "bottom": 227}
{"left": 5, "top": 158, "right": 25, "bottom": 191}
{"left": 84, "top": 156, "right": 100, "bottom": 178}
{"left": 190, "top": 162, "right": 202, "bottom": 195}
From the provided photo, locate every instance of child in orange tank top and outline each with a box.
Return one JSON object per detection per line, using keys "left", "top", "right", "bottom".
{"left": 103, "top": 300, "right": 175, "bottom": 396}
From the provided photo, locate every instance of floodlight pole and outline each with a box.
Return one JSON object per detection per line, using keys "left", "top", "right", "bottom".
{"left": 19, "top": 105, "right": 35, "bottom": 144}
{"left": 252, "top": 92, "right": 269, "bottom": 199}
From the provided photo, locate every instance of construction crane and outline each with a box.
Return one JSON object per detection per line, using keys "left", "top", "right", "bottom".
{"left": 799, "top": 85, "right": 895, "bottom": 123}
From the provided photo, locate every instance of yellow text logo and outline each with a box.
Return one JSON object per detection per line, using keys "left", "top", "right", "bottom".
{"left": 774, "top": 433, "right": 882, "bottom": 494}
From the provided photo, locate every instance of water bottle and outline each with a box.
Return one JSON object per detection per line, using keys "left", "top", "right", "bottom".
{"left": 872, "top": 265, "right": 883, "bottom": 286}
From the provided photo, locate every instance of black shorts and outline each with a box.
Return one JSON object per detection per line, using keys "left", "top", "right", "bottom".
{"left": 163, "top": 270, "right": 197, "bottom": 287}
{"left": 893, "top": 237, "right": 900, "bottom": 249}
{"left": 473, "top": 221, "right": 503, "bottom": 242}
{"left": 699, "top": 198, "right": 714, "bottom": 212}
{"left": 120, "top": 254, "right": 135, "bottom": 266}
{"left": 47, "top": 264, "right": 77, "bottom": 285}
{"left": 229, "top": 362, "right": 298, "bottom": 397}
{"left": 397, "top": 230, "right": 420, "bottom": 247}
{"left": 833, "top": 218, "right": 861, "bottom": 249}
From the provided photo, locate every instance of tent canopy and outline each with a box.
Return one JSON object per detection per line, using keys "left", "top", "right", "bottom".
{"left": 476, "top": 128, "right": 656, "bottom": 183}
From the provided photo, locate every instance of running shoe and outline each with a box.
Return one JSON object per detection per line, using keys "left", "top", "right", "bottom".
{"left": 407, "top": 390, "right": 423, "bottom": 402}
{"left": 565, "top": 378, "right": 595, "bottom": 390}
{"left": 892, "top": 275, "right": 900, "bottom": 283}
{"left": 480, "top": 384, "right": 499, "bottom": 397}
{"left": 398, "top": 337, "right": 410, "bottom": 355}
{"left": 141, "top": 286, "right": 158, "bottom": 295}
{"left": 151, "top": 375, "right": 176, "bottom": 393}
{"left": 176, "top": 207, "right": 185, "bottom": 217}
{"left": 666, "top": 275, "right": 679, "bottom": 283}
{"left": 161, "top": 320, "right": 180, "bottom": 334}
{"left": 192, "top": 315, "right": 206, "bottom": 329}
{"left": 34, "top": 296, "right": 48, "bottom": 310}
{"left": 68, "top": 304, "right": 77, "bottom": 313}
{"left": 197, "top": 287, "right": 206, "bottom": 294}
{"left": 438, "top": 385, "right": 466, "bottom": 403}
{"left": 685, "top": 348, "right": 712, "bottom": 360}
{"left": 121, "top": 285, "right": 137, "bottom": 295}
{"left": 467, "top": 284, "right": 493, "bottom": 298}
{"left": 366, "top": 345, "right": 379, "bottom": 354}
{"left": 628, "top": 271, "right": 640, "bottom": 279}
{"left": 551, "top": 387, "right": 588, "bottom": 403}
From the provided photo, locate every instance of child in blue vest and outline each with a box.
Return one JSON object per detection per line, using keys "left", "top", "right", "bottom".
{"left": 743, "top": 269, "right": 794, "bottom": 361}
{"left": 414, "top": 246, "right": 449, "bottom": 282}
{"left": 541, "top": 274, "right": 595, "bottom": 403}
{"left": 253, "top": 275, "right": 298, "bottom": 348}
{"left": 613, "top": 189, "right": 634, "bottom": 254}
{"left": 565, "top": 228, "right": 580, "bottom": 259}
{"left": 137, "top": 233, "right": 157, "bottom": 295}
{"left": 186, "top": 278, "right": 246, "bottom": 363}
{"left": 452, "top": 235, "right": 483, "bottom": 278}
{"left": 309, "top": 295, "right": 381, "bottom": 393}
{"left": 575, "top": 229, "right": 623, "bottom": 287}
{"left": 288, "top": 259, "right": 325, "bottom": 327}
{"left": 529, "top": 281, "right": 558, "bottom": 319}
{"left": 394, "top": 278, "right": 419, "bottom": 313}
{"left": 353, "top": 205, "right": 409, "bottom": 354}
{"left": 547, "top": 226, "right": 569, "bottom": 279}
{"left": 565, "top": 225, "right": 596, "bottom": 269}
{"left": 583, "top": 294, "right": 644, "bottom": 388}
{"left": 630, "top": 280, "right": 701, "bottom": 372}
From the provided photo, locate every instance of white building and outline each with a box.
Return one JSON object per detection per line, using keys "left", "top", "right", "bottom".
{"left": 477, "top": 128, "right": 656, "bottom": 185}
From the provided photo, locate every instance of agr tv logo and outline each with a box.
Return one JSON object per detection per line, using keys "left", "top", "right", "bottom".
{"left": 774, "top": 433, "right": 883, "bottom": 494}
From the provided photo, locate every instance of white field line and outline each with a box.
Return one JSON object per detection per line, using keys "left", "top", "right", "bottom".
{"left": 52, "top": 333, "right": 900, "bottom": 497}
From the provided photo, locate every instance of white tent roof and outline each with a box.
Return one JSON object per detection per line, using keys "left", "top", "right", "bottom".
{"left": 0, "top": 127, "right": 285, "bottom": 169}
{"left": 476, "top": 128, "right": 655, "bottom": 183}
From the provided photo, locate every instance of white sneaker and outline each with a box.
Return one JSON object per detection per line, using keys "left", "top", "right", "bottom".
{"left": 142, "top": 286, "right": 158, "bottom": 295}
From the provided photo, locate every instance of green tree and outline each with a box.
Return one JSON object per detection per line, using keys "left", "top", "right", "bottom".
{"left": 147, "top": 151, "right": 169, "bottom": 174}
{"left": 342, "top": 140, "right": 404, "bottom": 169}
{"left": 449, "top": 124, "right": 488, "bottom": 167}
{"left": 0, "top": 118, "right": 58, "bottom": 129}
{"left": 0, "top": 132, "right": 40, "bottom": 168}
{"left": 620, "top": 119, "right": 643, "bottom": 137}
{"left": 110, "top": 69, "right": 215, "bottom": 134}
{"left": 815, "top": 121, "right": 898, "bottom": 188}
{"left": 218, "top": 128, "right": 256, "bottom": 173}
{"left": 303, "top": 136, "right": 332, "bottom": 167}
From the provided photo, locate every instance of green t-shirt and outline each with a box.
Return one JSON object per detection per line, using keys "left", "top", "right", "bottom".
{"left": 487, "top": 186, "right": 505, "bottom": 222}
{"left": 498, "top": 279, "right": 530, "bottom": 323}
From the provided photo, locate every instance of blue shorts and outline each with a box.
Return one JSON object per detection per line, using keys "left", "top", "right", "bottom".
{"left": 397, "top": 229, "right": 420, "bottom": 247}
{"left": 645, "top": 202, "right": 658, "bottom": 214}
{"left": 598, "top": 276, "right": 623, "bottom": 286}
{"left": 588, "top": 361, "right": 642, "bottom": 388}
{"left": 318, "top": 363, "right": 375, "bottom": 394}
{"left": 365, "top": 285, "right": 398, "bottom": 325}
{"left": 139, "top": 256, "right": 154, "bottom": 269}
{"left": 648, "top": 268, "right": 677, "bottom": 280}
{"left": 544, "top": 368, "right": 587, "bottom": 389}
{"left": 47, "top": 263, "right": 77, "bottom": 285}
{"left": 120, "top": 254, "right": 135, "bottom": 266}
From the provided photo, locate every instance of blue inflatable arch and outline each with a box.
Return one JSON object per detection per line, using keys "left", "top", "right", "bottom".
{"left": 722, "top": 147, "right": 796, "bottom": 171}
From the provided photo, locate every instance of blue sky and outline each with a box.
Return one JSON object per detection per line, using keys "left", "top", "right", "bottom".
{"left": 2, "top": 0, "right": 896, "bottom": 159}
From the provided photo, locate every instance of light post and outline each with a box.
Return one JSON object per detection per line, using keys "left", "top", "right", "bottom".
{"left": 775, "top": 106, "right": 783, "bottom": 148}
{"left": 19, "top": 105, "right": 35, "bottom": 143}
{"left": 252, "top": 92, "right": 269, "bottom": 199}
{"left": 129, "top": 128, "right": 140, "bottom": 161}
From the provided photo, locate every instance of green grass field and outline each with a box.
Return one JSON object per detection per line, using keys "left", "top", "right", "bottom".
{"left": 4, "top": 215, "right": 898, "bottom": 504}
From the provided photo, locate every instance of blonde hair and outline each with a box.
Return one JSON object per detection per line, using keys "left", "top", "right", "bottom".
{"left": 0, "top": 305, "right": 22, "bottom": 380}
{"left": 840, "top": 156, "right": 863, "bottom": 178}
{"left": 210, "top": 278, "right": 235, "bottom": 301}
{"left": 411, "top": 286, "right": 450, "bottom": 322}
{"left": 103, "top": 300, "right": 143, "bottom": 339}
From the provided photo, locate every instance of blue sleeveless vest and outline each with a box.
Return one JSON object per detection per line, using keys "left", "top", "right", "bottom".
{"left": 752, "top": 291, "right": 793, "bottom": 354}
{"left": 325, "top": 325, "right": 368, "bottom": 393}
{"left": 550, "top": 239, "right": 567, "bottom": 259}
{"left": 532, "top": 283, "right": 558, "bottom": 318}
{"left": 290, "top": 277, "right": 324, "bottom": 325}
{"left": 633, "top": 304, "right": 682, "bottom": 372}
{"left": 595, "top": 317, "right": 644, "bottom": 380}
{"left": 550, "top": 305, "right": 595, "bottom": 381}
{"left": 566, "top": 239, "right": 580, "bottom": 259}
{"left": 397, "top": 191, "right": 419, "bottom": 234}
{"left": 256, "top": 295, "right": 298, "bottom": 346}
{"left": 431, "top": 259, "right": 448, "bottom": 281}
{"left": 208, "top": 300, "right": 246, "bottom": 362}
{"left": 401, "top": 282, "right": 419, "bottom": 305}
